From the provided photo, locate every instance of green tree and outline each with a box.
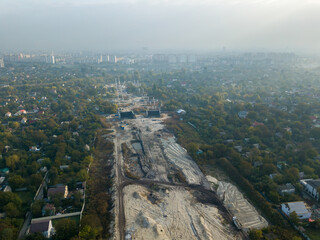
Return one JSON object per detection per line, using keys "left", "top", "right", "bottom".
{"left": 25, "top": 232, "right": 47, "bottom": 240}
{"left": 9, "top": 175, "right": 26, "bottom": 190}
{"left": 54, "top": 219, "right": 78, "bottom": 240}
{"left": 249, "top": 229, "right": 263, "bottom": 240}
{"left": 0, "top": 228, "right": 15, "bottom": 240}
{"left": 289, "top": 211, "right": 299, "bottom": 225}
{"left": 31, "top": 200, "right": 44, "bottom": 218}
{"left": 5, "top": 154, "right": 20, "bottom": 170}
{"left": 4, "top": 202, "right": 20, "bottom": 217}
{"left": 79, "top": 225, "right": 99, "bottom": 240}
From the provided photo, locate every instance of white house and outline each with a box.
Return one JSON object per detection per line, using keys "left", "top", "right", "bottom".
{"left": 21, "top": 117, "right": 27, "bottom": 124}
{"left": 281, "top": 201, "right": 311, "bottom": 220}
{"left": 300, "top": 179, "right": 320, "bottom": 201}
{"left": 278, "top": 183, "right": 295, "bottom": 196}
{"left": 5, "top": 112, "right": 11, "bottom": 117}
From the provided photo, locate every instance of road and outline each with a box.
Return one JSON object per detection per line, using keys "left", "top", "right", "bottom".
{"left": 114, "top": 133, "right": 126, "bottom": 240}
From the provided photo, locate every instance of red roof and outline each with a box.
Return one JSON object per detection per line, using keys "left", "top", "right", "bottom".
{"left": 252, "top": 121, "right": 264, "bottom": 127}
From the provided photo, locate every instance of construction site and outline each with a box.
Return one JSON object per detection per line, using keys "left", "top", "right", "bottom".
{"left": 107, "top": 82, "right": 267, "bottom": 240}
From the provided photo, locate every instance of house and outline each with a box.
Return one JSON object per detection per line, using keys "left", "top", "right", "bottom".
{"left": 59, "top": 165, "right": 69, "bottom": 171}
{"left": 278, "top": 183, "right": 295, "bottom": 196}
{"left": 234, "top": 146, "right": 243, "bottom": 152}
{"left": 238, "top": 111, "right": 248, "bottom": 119}
{"left": 72, "top": 132, "right": 79, "bottom": 137}
{"left": 281, "top": 201, "right": 311, "bottom": 219}
{"left": 21, "top": 117, "right": 27, "bottom": 124}
{"left": 0, "top": 168, "right": 9, "bottom": 174}
{"left": 253, "top": 161, "right": 263, "bottom": 167}
{"left": 2, "top": 185, "right": 12, "bottom": 192}
{"left": 299, "top": 172, "right": 305, "bottom": 179}
{"left": 300, "top": 179, "right": 320, "bottom": 201}
{"left": 277, "top": 161, "right": 288, "bottom": 170}
{"left": 29, "top": 219, "right": 53, "bottom": 238}
{"left": 176, "top": 109, "right": 186, "bottom": 115}
{"left": 5, "top": 112, "right": 11, "bottom": 117}
{"left": 0, "top": 177, "right": 5, "bottom": 185}
{"left": 29, "top": 146, "right": 40, "bottom": 152}
{"left": 84, "top": 144, "right": 90, "bottom": 151}
{"left": 252, "top": 121, "right": 264, "bottom": 127}
{"left": 269, "top": 173, "right": 278, "bottom": 179}
{"left": 47, "top": 185, "right": 68, "bottom": 199}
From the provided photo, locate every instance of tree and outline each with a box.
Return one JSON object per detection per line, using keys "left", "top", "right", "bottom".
{"left": 79, "top": 225, "right": 99, "bottom": 240}
{"left": 31, "top": 200, "right": 44, "bottom": 218}
{"left": 0, "top": 192, "right": 22, "bottom": 211}
{"left": 25, "top": 232, "right": 47, "bottom": 240}
{"left": 289, "top": 211, "right": 299, "bottom": 225}
{"left": 310, "top": 219, "right": 320, "bottom": 230}
{"left": 54, "top": 219, "right": 78, "bottom": 240}
{"left": 249, "top": 229, "right": 263, "bottom": 240}
{"left": 9, "top": 175, "right": 25, "bottom": 190}
{"left": 5, "top": 154, "right": 20, "bottom": 170}
{"left": 4, "top": 202, "right": 20, "bottom": 217}
{"left": 0, "top": 228, "right": 15, "bottom": 240}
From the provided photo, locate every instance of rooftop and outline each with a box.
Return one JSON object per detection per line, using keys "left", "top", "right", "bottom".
{"left": 305, "top": 179, "right": 320, "bottom": 189}
{"left": 282, "top": 201, "right": 310, "bottom": 215}
{"left": 30, "top": 220, "right": 51, "bottom": 233}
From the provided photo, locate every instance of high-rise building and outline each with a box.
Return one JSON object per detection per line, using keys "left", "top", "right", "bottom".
{"left": 110, "top": 55, "right": 117, "bottom": 63}
{"left": 50, "top": 55, "right": 55, "bottom": 64}
{"left": 0, "top": 58, "right": 4, "bottom": 68}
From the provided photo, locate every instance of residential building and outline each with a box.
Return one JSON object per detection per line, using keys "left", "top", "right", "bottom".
{"left": 29, "top": 220, "right": 53, "bottom": 238}
{"left": 278, "top": 183, "right": 295, "bottom": 196}
{"left": 300, "top": 179, "right": 320, "bottom": 201}
{"left": 281, "top": 201, "right": 311, "bottom": 219}
{"left": 21, "top": 117, "right": 27, "bottom": 124}
{"left": 238, "top": 111, "right": 248, "bottom": 119}
{"left": 47, "top": 185, "right": 68, "bottom": 199}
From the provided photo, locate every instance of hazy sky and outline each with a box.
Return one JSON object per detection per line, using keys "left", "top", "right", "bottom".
{"left": 1, "top": 0, "right": 320, "bottom": 52}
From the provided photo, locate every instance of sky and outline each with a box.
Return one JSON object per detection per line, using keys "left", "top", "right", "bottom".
{"left": 1, "top": 0, "right": 320, "bottom": 53}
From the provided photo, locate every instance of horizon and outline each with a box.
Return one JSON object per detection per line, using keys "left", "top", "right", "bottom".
{"left": 1, "top": 0, "right": 320, "bottom": 54}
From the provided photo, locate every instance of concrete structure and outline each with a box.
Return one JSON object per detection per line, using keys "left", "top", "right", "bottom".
{"left": 278, "top": 183, "right": 295, "bottom": 196}
{"left": 146, "top": 110, "right": 161, "bottom": 118}
{"left": 281, "top": 201, "right": 311, "bottom": 219}
{"left": 300, "top": 179, "right": 320, "bottom": 200}
{"left": 29, "top": 219, "right": 53, "bottom": 238}
{"left": 120, "top": 111, "right": 135, "bottom": 119}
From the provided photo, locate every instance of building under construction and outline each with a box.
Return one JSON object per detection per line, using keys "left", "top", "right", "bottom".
{"left": 146, "top": 110, "right": 161, "bottom": 118}
{"left": 120, "top": 111, "right": 135, "bottom": 119}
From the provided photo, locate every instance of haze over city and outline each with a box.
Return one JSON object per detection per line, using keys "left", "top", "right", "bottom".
{"left": 1, "top": 0, "right": 320, "bottom": 53}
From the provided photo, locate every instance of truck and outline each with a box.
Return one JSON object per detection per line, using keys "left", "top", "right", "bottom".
{"left": 232, "top": 216, "right": 242, "bottom": 230}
